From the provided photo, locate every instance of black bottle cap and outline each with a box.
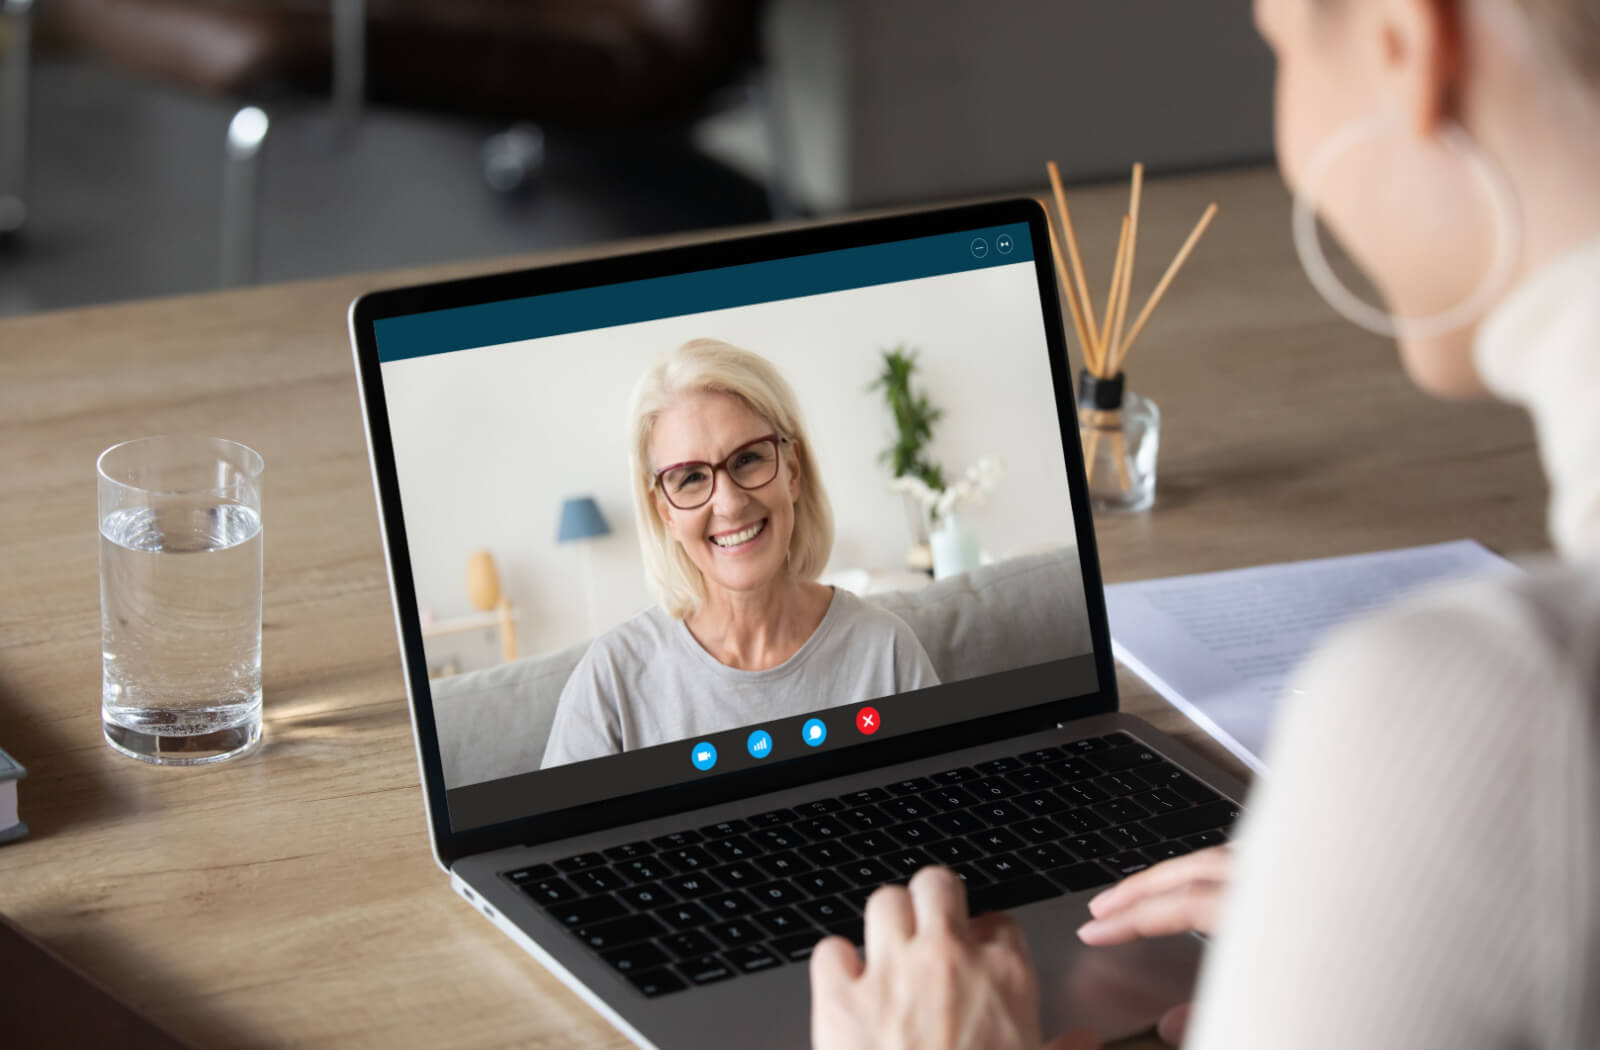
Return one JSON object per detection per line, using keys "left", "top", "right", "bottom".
{"left": 1077, "top": 371, "right": 1125, "bottom": 412}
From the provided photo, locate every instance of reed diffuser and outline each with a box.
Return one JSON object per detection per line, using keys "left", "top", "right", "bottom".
{"left": 1045, "top": 160, "right": 1217, "bottom": 512}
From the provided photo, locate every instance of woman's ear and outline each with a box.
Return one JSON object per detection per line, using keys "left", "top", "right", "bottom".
{"left": 1379, "top": 0, "right": 1463, "bottom": 136}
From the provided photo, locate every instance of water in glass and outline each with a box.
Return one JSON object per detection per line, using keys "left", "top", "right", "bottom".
{"left": 100, "top": 496, "right": 263, "bottom": 763}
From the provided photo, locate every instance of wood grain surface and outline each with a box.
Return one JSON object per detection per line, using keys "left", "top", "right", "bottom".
{"left": 0, "top": 166, "right": 1550, "bottom": 1049}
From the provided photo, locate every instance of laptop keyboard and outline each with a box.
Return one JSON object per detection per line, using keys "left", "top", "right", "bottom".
{"left": 500, "top": 732, "right": 1240, "bottom": 998}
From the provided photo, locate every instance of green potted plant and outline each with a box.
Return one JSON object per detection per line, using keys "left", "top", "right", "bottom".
{"left": 869, "top": 346, "right": 946, "bottom": 545}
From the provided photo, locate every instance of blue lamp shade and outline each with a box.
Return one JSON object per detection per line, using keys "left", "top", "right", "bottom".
{"left": 556, "top": 496, "right": 611, "bottom": 543}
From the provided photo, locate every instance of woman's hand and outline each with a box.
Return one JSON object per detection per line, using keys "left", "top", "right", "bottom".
{"left": 810, "top": 866, "right": 1099, "bottom": 1050}
{"left": 1075, "top": 846, "right": 1233, "bottom": 1045}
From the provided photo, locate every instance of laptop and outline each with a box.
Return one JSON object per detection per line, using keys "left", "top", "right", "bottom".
{"left": 347, "top": 200, "right": 1248, "bottom": 1048}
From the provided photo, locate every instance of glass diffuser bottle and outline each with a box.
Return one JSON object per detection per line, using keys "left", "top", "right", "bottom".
{"left": 1078, "top": 370, "right": 1159, "bottom": 513}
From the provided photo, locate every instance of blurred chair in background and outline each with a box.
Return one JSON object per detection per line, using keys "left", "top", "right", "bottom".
{"left": 19, "top": 0, "right": 771, "bottom": 282}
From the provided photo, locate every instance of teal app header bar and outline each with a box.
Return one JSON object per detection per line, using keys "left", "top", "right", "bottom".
{"left": 375, "top": 223, "right": 1035, "bottom": 362}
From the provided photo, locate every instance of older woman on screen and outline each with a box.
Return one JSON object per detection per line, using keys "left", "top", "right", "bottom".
{"left": 541, "top": 338, "right": 938, "bottom": 767}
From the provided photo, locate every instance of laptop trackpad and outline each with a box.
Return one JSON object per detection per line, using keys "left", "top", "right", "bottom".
{"left": 1020, "top": 896, "right": 1203, "bottom": 1042}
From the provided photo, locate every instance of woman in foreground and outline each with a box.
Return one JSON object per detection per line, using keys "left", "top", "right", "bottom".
{"left": 811, "top": 0, "right": 1600, "bottom": 1046}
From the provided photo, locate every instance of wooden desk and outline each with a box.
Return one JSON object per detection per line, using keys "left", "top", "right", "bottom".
{"left": 0, "top": 167, "right": 1549, "bottom": 1049}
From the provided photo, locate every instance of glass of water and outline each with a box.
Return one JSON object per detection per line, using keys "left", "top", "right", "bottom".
{"left": 98, "top": 436, "right": 264, "bottom": 765}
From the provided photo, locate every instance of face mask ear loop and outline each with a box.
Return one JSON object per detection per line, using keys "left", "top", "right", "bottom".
{"left": 1292, "top": 112, "right": 1522, "bottom": 340}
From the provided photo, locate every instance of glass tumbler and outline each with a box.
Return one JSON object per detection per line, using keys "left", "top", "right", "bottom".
{"left": 98, "top": 436, "right": 264, "bottom": 765}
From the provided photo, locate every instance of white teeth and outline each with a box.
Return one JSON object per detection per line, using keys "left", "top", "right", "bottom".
{"left": 711, "top": 520, "right": 765, "bottom": 548}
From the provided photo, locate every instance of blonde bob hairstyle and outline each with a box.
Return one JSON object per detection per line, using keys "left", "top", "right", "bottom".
{"left": 628, "top": 338, "right": 835, "bottom": 620}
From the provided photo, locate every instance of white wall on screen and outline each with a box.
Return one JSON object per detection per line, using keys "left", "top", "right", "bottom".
{"left": 381, "top": 262, "right": 1078, "bottom": 664}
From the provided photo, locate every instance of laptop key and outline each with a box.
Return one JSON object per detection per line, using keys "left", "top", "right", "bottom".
{"left": 933, "top": 766, "right": 980, "bottom": 784}
{"left": 796, "top": 798, "right": 844, "bottom": 816}
{"left": 800, "top": 817, "right": 850, "bottom": 840}
{"left": 1020, "top": 746, "right": 1065, "bottom": 764}
{"left": 1103, "top": 851, "right": 1155, "bottom": 877}
{"left": 1093, "top": 772, "right": 1150, "bottom": 798}
{"left": 927, "top": 838, "right": 983, "bottom": 865}
{"left": 974, "top": 801, "right": 1029, "bottom": 826}
{"left": 522, "top": 877, "right": 580, "bottom": 905}
{"left": 725, "top": 944, "right": 784, "bottom": 974}
{"left": 625, "top": 967, "right": 688, "bottom": 998}
{"left": 705, "top": 836, "right": 761, "bottom": 863}
{"left": 928, "top": 811, "right": 986, "bottom": 837}
{"left": 548, "top": 894, "right": 628, "bottom": 928}
{"left": 842, "top": 787, "right": 891, "bottom": 805}
{"left": 889, "top": 776, "right": 936, "bottom": 796}
{"left": 752, "top": 826, "right": 807, "bottom": 851}
{"left": 1046, "top": 862, "right": 1118, "bottom": 893}
{"left": 836, "top": 805, "right": 891, "bottom": 831}
{"left": 618, "top": 858, "right": 672, "bottom": 884}
{"left": 650, "top": 830, "right": 703, "bottom": 850}
{"left": 950, "top": 863, "right": 993, "bottom": 888}
{"left": 886, "top": 820, "right": 939, "bottom": 847}
{"left": 603, "top": 841, "right": 655, "bottom": 862}
{"left": 842, "top": 831, "right": 897, "bottom": 857}
{"left": 754, "top": 851, "right": 812, "bottom": 878}
{"left": 1058, "top": 782, "right": 1111, "bottom": 806}
{"left": 796, "top": 870, "right": 852, "bottom": 896}
{"left": 753, "top": 907, "right": 813, "bottom": 937}
{"left": 555, "top": 852, "right": 607, "bottom": 872}
{"left": 1007, "top": 767, "right": 1062, "bottom": 792}
{"left": 708, "top": 919, "right": 762, "bottom": 948}
{"left": 824, "top": 917, "right": 865, "bottom": 945}
{"left": 1016, "top": 791, "right": 1068, "bottom": 817}
{"left": 1065, "top": 833, "right": 1117, "bottom": 860}
{"left": 504, "top": 864, "right": 555, "bottom": 883}
{"left": 1093, "top": 798, "right": 1152, "bottom": 826}
{"left": 1184, "top": 829, "right": 1230, "bottom": 849}
{"left": 966, "top": 874, "right": 1063, "bottom": 915}
{"left": 797, "top": 896, "right": 856, "bottom": 925}
{"left": 974, "top": 757, "right": 1024, "bottom": 775}
{"left": 1016, "top": 818, "right": 1064, "bottom": 844}
{"left": 1094, "top": 746, "right": 1164, "bottom": 771}
{"left": 706, "top": 891, "right": 759, "bottom": 918}
{"left": 1105, "top": 824, "right": 1159, "bottom": 850}
{"left": 1045, "top": 757, "right": 1103, "bottom": 782}
{"left": 1151, "top": 770, "right": 1221, "bottom": 804}
{"left": 574, "top": 913, "right": 666, "bottom": 951}
{"left": 884, "top": 849, "right": 934, "bottom": 878}
{"left": 1133, "top": 788, "right": 1190, "bottom": 814}
{"left": 1064, "top": 737, "right": 1111, "bottom": 754}
{"left": 1053, "top": 809, "right": 1109, "bottom": 835}
{"left": 616, "top": 883, "right": 676, "bottom": 911}
{"left": 923, "top": 786, "right": 978, "bottom": 811}
{"left": 572, "top": 868, "right": 627, "bottom": 895}
{"left": 661, "top": 846, "right": 718, "bottom": 872}
{"left": 970, "top": 777, "right": 1020, "bottom": 801}
{"left": 748, "top": 879, "right": 807, "bottom": 909}
{"left": 840, "top": 858, "right": 896, "bottom": 886}
{"left": 662, "top": 873, "right": 722, "bottom": 899}
{"left": 1147, "top": 840, "right": 1192, "bottom": 860}
{"left": 969, "top": 827, "right": 1024, "bottom": 853}
{"left": 773, "top": 932, "right": 824, "bottom": 962}
{"left": 657, "top": 902, "right": 716, "bottom": 930}
{"left": 700, "top": 819, "right": 751, "bottom": 838}
{"left": 748, "top": 808, "right": 798, "bottom": 827}
{"left": 798, "top": 841, "right": 857, "bottom": 868}
{"left": 660, "top": 930, "right": 718, "bottom": 959}
{"left": 710, "top": 862, "right": 763, "bottom": 889}
{"left": 882, "top": 796, "right": 935, "bottom": 822}
{"left": 1144, "top": 801, "right": 1241, "bottom": 840}
{"left": 974, "top": 853, "right": 1035, "bottom": 882}
{"left": 677, "top": 955, "right": 735, "bottom": 986}
{"left": 601, "top": 941, "right": 670, "bottom": 974}
{"left": 1018, "top": 843, "right": 1075, "bottom": 871}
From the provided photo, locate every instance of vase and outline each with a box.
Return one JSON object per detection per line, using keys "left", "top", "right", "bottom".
{"left": 929, "top": 513, "right": 981, "bottom": 580}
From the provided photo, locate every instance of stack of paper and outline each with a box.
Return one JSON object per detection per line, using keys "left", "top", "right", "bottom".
{"left": 1105, "top": 540, "right": 1516, "bottom": 773}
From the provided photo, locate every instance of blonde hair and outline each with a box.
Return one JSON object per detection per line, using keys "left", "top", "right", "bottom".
{"left": 628, "top": 338, "right": 834, "bottom": 619}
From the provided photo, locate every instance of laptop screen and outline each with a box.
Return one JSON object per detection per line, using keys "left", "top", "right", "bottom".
{"left": 368, "top": 213, "right": 1102, "bottom": 833}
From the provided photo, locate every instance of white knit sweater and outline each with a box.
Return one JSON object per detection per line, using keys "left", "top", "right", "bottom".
{"left": 1183, "top": 238, "right": 1600, "bottom": 1050}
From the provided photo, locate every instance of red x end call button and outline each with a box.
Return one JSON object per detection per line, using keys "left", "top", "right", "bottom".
{"left": 855, "top": 706, "right": 880, "bottom": 735}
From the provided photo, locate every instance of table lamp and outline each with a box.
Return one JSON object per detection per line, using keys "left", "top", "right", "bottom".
{"left": 557, "top": 495, "right": 611, "bottom": 635}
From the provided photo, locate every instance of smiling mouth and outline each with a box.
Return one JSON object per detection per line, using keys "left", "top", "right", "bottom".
{"left": 709, "top": 519, "right": 767, "bottom": 549}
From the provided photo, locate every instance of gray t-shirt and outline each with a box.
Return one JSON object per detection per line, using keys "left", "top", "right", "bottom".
{"left": 540, "top": 588, "right": 939, "bottom": 768}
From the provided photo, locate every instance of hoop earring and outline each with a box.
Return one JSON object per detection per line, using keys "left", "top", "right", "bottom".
{"left": 1292, "top": 112, "right": 1522, "bottom": 340}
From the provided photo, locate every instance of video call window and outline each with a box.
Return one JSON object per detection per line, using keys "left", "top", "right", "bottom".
{"left": 375, "top": 225, "right": 1097, "bottom": 826}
